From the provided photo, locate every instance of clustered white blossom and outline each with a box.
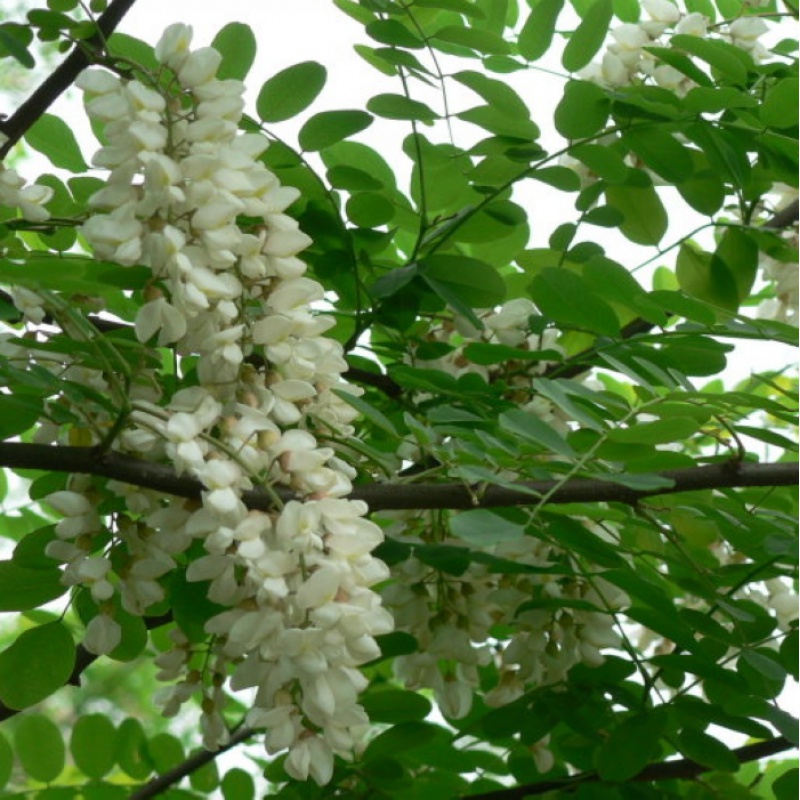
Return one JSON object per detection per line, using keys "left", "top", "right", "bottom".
{"left": 37, "top": 24, "right": 393, "bottom": 785}
{"left": 578, "top": 0, "right": 772, "bottom": 93}
{"left": 382, "top": 525, "right": 628, "bottom": 724}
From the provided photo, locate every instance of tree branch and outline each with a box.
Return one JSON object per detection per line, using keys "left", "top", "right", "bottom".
{"left": 468, "top": 735, "right": 796, "bottom": 799}
{"left": 0, "top": 442, "right": 796, "bottom": 511}
{"left": 0, "top": 0, "right": 138, "bottom": 160}
{"left": 0, "top": 612, "right": 171, "bottom": 724}
{"left": 128, "top": 726, "right": 256, "bottom": 800}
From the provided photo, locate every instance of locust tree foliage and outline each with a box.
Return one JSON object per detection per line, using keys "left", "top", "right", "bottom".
{"left": 0, "top": 0, "right": 797, "bottom": 797}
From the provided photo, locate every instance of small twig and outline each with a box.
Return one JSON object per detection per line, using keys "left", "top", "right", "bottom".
{"left": 467, "top": 736, "right": 796, "bottom": 799}
{"left": 0, "top": 0, "right": 138, "bottom": 159}
{"left": 128, "top": 726, "right": 256, "bottom": 800}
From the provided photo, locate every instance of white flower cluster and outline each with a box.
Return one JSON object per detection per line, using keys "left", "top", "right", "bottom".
{"left": 381, "top": 516, "right": 627, "bottom": 772}
{"left": 578, "top": 0, "right": 772, "bottom": 92}
{"left": 0, "top": 165, "right": 54, "bottom": 223}
{"left": 40, "top": 24, "right": 392, "bottom": 785}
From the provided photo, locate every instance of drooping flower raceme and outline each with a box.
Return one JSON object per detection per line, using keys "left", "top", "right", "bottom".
{"left": 38, "top": 23, "right": 393, "bottom": 785}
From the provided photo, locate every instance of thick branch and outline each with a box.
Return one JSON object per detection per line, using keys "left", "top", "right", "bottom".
{"left": 0, "top": 442, "right": 795, "bottom": 511}
{"left": 0, "top": 0, "right": 137, "bottom": 159}
{"left": 468, "top": 735, "right": 796, "bottom": 799}
{"left": 128, "top": 726, "right": 256, "bottom": 800}
{"left": 0, "top": 612, "right": 171, "bottom": 724}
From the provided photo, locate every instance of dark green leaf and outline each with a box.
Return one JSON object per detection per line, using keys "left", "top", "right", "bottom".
{"left": 432, "top": 25, "right": 511, "bottom": 55}
{"left": 364, "top": 722, "right": 440, "bottom": 761}
{"left": 671, "top": 34, "right": 750, "bottom": 85}
{"left": 363, "top": 690, "right": 433, "bottom": 723}
{"left": 762, "top": 77, "right": 799, "bottom": 129}
{"left": 0, "top": 731, "right": 11, "bottom": 789}
{"left": 450, "top": 509, "right": 526, "bottom": 545}
{"left": 0, "top": 560, "right": 66, "bottom": 610}
{"left": 71, "top": 715, "right": 117, "bottom": 778}
{"left": 605, "top": 182, "right": 668, "bottom": 245}
{"left": 211, "top": 22, "right": 256, "bottom": 80}
{"left": 257, "top": 61, "right": 327, "bottom": 123}
{"left": 327, "top": 165, "right": 383, "bottom": 191}
{"left": 518, "top": 0, "right": 563, "bottom": 61}
{"left": 571, "top": 143, "right": 629, "bottom": 183}
{"left": 562, "top": 0, "right": 614, "bottom": 73}
{"left": 676, "top": 242, "right": 738, "bottom": 311}
{"left": 366, "top": 19, "right": 424, "bottom": 49}
{"left": 421, "top": 254, "right": 506, "bottom": 309}
{"left": 529, "top": 267, "right": 620, "bottom": 336}
{"left": 332, "top": 388, "right": 398, "bottom": 436}
{"left": 115, "top": 719, "right": 151, "bottom": 780}
{"left": 346, "top": 192, "right": 395, "bottom": 227}
{"left": 25, "top": 114, "right": 88, "bottom": 172}
{"left": 555, "top": 81, "right": 610, "bottom": 139}
{"left": 0, "top": 394, "right": 43, "bottom": 440}
{"left": 298, "top": 110, "right": 373, "bottom": 151}
{"left": 499, "top": 408, "right": 576, "bottom": 457}
{"left": 222, "top": 769, "right": 255, "bottom": 800}
{"left": 596, "top": 713, "right": 667, "bottom": 781}
{"left": 367, "top": 93, "right": 438, "bottom": 122}
{"left": 608, "top": 417, "right": 700, "bottom": 445}
{"left": 15, "top": 714, "right": 65, "bottom": 782}
{"left": 677, "top": 727, "right": 739, "bottom": 772}
{"left": 0, "top": 24, "right": 35, "bottom": 67}
{"left": 0, "top": 622, "right": 75, "bottom": 710}
{"left": 623, "top": 126, "right": 694, "bottom": 183}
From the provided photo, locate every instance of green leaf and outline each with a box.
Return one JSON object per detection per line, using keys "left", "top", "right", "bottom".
{"left": 0, "top": 394, "right": 43, "bottom": 440}
{"left": 211, "top": 22, "right": 256, "bottom": 81}
{"left": 608, "top": 417, "right": 700, "bottom": 445}
{"left": 450, "top": 509, "right": 527, "bottom": 545}
{"left": 671, "top": 34, "right": 749, "bottom": 85}
{"left": 714, "top": 227, "right": 758, "bottom": 302}
{"left": 115, "top": 719, "right": 151, "bottom": 780}
{"left": 562, "top": 0, "right": 613, "bottom": 73}
{"left": 0, "top": 622, "right": 75, "bottom": 710}
{"left": 676, "top": 242, "right": 738, "bottom": 311}
{"left": 431, "top": 25, "right": 511, "bottom": 55}
{"left": 0, "top": 255, "right": 151, "bottom": 294}
{"left": 25, "top": 113, "right": 88, "bottom": 172}
{"left": 71, "top": 715, "right": 117, "bottom": 778}
{"left": 762, "top": 77, "right": 800, "bottom": 129}
{"left": 363, "top": 690, "right": 433, "bottom": 724}
{"left": 605, "top": 182, "right": 667, "bottom": 245}
{"left": 677, "top": 728, "right": 739, "bottom": 772}
{"left": 147, "top": 732, "right": 184, "bottom": 774}
{"left": 499, "top": 408, "right": 576, "bottom": 458}
{"left": 15, "top": 713, "right": 65, "bottom": 782}
{"left": 623, "top": 126, "right": 694, "bottom": 183}
{"left": 0, "top": 24, "right": 35, "bottom": 68}
{"left": 346, "top": 192, "right": 395, "bottom": 227}
{"left": 596, "top": 713, "right": 666, "bottom": 781}
{"left": 421, "top": 254, "right": 506, "bottom": 314}
{"left": 332, "top": 388, "right": 398, "bottom": 436}
{"left": 169, "top": 571, "right": 226, "bottom": 644}
{"left": 555, "top": 81, "right": 610, "bottom": 139}
{"left": 0, "top": 731, "right": 12, "bottom": 789}
{"left": 571, "top": 143, "right": 628, "bottom": 183}
{"left": 518, "top": 0, "right": 563, "bottom": 61}
{"left": 364, "top": 722, "right": 440, "bottom": 761}
{"left": 774, "top": 769, "right": 800, "bottom": 800}
{"left": 0, "top": 560, "right": 66, "bottom": 610}
{"left": 546, "top": 515, "right": 624, "bottom": 567}
{"left": 529, "top": 267, "right": 620, "bottom": 336}
{"left": 257, "top": 61, "right": 327, "bottom": 123}
{"left": 222, "top": 769, "right": 255, "bottom": 800}
{"left": 452, "top": 71, "right": 530, "bottom": 118}
{"left": 298, "top": 110, "right": 373, "bottom": 151}
{"left": 327, "top": 165, "right": 383, "bottom": 191}
{"left": 366, "top": 19, "right": 424, "bottom": 49}
{"left": 367, "top": 93, "right": 438, "bottom": 122}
